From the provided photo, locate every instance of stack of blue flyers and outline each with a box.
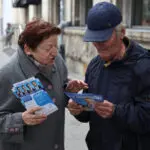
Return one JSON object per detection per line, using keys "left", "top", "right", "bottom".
{"left": 65, "top": 92, "right": 103, "bottom": 111}
{"left": 12, "top": 77, "right": 58, "bottom": 115}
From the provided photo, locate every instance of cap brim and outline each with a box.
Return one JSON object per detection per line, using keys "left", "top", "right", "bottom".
{"left": 83, "top": 27, "right": 114, "bottom": 42}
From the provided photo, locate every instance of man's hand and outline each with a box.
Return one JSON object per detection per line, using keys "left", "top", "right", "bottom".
{"left": 67, "top": 99, "right": 84, "bottom": 115}
{"left": 94, "top": 100, "right": 115, "bottom": 118}
{"left": 65, "top": 80, "right": 88, "bottom": 93}
{"left": 22, "top": 107, "right": 47, "bottom": 125}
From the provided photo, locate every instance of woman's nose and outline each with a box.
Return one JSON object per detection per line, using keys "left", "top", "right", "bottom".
{"left": 51, "top": 48, "right": 58, "bottom": 56}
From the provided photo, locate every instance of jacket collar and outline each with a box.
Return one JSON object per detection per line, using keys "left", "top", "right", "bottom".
{"left": 107, "top": 37, "right": 147, "bottom": 67}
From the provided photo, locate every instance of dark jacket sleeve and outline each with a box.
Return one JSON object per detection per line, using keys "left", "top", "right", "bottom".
{"left": 112, "top": 59, "right": 150, "bottom": 134}
{"left": 74, "top": 111, "right": 90, "bottom": 123}
{"left": 0, "top": 69, "right": 25, "bottom": 143}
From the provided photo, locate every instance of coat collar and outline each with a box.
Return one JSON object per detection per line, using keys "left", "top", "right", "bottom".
{"left": 17, "top": 47, "right": 39, "bottom": 78}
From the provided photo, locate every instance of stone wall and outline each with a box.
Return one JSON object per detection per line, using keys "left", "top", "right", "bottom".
{"left": 64, "top": 27, "right": 97, "bottom": 78}
{"left": 126, "top": 29, "right": 150, "bottom": 49}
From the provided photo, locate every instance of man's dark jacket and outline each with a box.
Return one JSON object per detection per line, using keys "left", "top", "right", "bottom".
{"left": 76, "top": 38, "right": 150, "bottom": 150}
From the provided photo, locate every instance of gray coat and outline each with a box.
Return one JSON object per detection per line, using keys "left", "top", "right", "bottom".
{"left": 0, "top": 47, "right": 68, "bottom": 150}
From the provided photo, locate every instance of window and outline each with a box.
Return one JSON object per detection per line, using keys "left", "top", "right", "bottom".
{"left": 142, "top": 0, "right": 150, "bottom": 26}
{"left": 132, "top": 0, "right": 150, "bottom": 26}
{"left": 116, "top": 0, "right": 150, "bottom": 28}
{"left": 71, "top": 0, "right": 92, "bottom": 26}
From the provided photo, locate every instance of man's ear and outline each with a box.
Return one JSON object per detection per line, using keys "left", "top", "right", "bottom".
{"left": 24, "top": 44, "right": 32, "bottom": 55}
{"left": 120, "top": 28, "right": 125, "bottom": 40}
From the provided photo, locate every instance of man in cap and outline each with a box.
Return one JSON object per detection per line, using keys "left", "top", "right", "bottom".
{"left": 67, "top": 2, "right": 150, "bottom": 150}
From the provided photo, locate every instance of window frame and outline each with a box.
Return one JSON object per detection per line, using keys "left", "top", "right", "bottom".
{"left": 117, "top": 0, "right": 150, "bottom": 29}
{"left": 71, "top": 0, "right": 92, "bottom": 27}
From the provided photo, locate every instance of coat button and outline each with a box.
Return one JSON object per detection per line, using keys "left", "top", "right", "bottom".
{"left": 48, "top": 84, "right": 53, "bottom": 90}
{"left": 52, "top": 98, "right": 56, "bottom": 103}
{"left": 54, "top": 144, "right": 59, "bottom": 149}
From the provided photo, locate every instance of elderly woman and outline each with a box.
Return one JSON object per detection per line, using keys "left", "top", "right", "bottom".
{"left": 0, "top": 19, "right": 87, "bottom": 150}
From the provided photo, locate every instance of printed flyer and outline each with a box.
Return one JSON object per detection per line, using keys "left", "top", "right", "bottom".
{"left": 12, "top": 77, "right": 58, "bottom": 115}
{"left": 65, "top": 92, "right": 103, "bottom": 111}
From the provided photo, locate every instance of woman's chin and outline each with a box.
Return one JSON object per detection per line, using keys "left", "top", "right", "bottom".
{"left": 46, "top": 61, "right": 55, "bottom": 66}
{"left": 42, "top": 58, "right": 55, "bottom": 66}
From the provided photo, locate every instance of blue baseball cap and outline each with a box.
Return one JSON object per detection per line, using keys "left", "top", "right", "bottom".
{"left": 83, "top": 2, "right": 122, "bottom": 42}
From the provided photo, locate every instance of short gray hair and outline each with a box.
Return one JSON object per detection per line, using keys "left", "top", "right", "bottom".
{"left": 114, "top": 23, "right": 125, "bottom": 37}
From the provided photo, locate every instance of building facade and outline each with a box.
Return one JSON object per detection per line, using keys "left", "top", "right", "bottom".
{"left": 1, "top": 0, "right": 150, "bottom": 77}
{"left": 63, "top": 0, "right": 150, "bottom": 77}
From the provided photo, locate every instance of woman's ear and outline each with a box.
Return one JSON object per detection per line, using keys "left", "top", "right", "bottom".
{"left": 24, "top": 44, "right": 32, "bottom": 55}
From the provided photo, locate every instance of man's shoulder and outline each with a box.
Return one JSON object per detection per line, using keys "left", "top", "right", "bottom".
{"left": 128, "top": 39, "right": 150, "bottom": 64}
{"left": 89, "top": 55, "right": 101, "bottom": 66}
{"left": 133, "top": 50, "right": 150, "bottom": 76}
{"left": 131, "top": 39, "right": 148, "bottom": 54}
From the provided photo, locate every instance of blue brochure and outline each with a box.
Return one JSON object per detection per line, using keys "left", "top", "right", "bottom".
{"left": 65, "top": 92, "right": 103, "bottom": 111}
{"left": 12, "top": 77, "right": 58, "bottom": 115}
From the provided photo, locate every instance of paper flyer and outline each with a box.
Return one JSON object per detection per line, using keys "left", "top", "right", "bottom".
{"left": 12, "top": 77, "right": 58, "bottom": 115}
{"left": 65, "top": 92, "right": 103, "bottom": 111}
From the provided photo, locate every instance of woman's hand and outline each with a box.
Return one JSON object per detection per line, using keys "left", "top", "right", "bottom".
{"left": 22, "top": 107, "right": 47, "bottom": 125}
{"left": 65, "top": 80, "right": 88, "bottom": 93}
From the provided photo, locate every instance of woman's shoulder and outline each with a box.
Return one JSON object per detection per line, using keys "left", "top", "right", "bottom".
{"left": 0, "top": 54, "right": 19, "bottom": 78}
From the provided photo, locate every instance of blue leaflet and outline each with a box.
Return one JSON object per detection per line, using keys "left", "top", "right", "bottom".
{"left": 65, "top": 92, "right": 103, "bottom": 111}
{"left": 33, "top": 90, "right": 54, "bottom": 106}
